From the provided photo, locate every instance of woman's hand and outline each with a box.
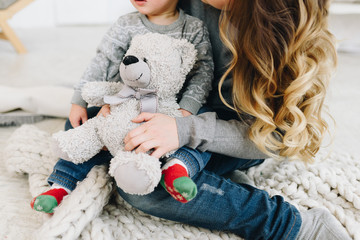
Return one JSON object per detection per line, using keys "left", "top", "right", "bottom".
{"left": 97, "top": 104, "right": 111, "bottom": 117}
{"left": 69, "top": 104, "right": 88, "bottom": 128}
{"left": 124, "top": 112, "right": 179, "bottom": 158}
{"left": 179, "top": 108, "right": 192, "bottom": 117}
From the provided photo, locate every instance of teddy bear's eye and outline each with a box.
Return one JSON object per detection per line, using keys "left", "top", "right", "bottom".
{"left": 143, "top": 58, "right": 148, "bottom": 63}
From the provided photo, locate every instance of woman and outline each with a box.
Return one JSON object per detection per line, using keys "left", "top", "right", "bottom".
{"left": 121, "top": 0, "right": 351, "bottom": 239}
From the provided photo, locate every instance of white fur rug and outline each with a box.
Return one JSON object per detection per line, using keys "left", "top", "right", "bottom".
{"left": 1, "top": 123, "right": 360, "bottom": 240}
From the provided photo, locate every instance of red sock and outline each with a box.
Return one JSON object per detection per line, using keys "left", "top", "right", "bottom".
{"left": 161, "top": 163, "right": 197, "bottom": 203}
{"left": 30, "top": 188, "right": 68, "bottom": 213}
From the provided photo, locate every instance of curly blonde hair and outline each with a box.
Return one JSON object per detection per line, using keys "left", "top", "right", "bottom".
{"left": 218, "top": 0, "right": 337, "bottom": 163}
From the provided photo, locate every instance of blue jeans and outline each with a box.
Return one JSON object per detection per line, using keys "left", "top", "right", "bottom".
{"left": 48, "top": 106, "right": 302, "bottom": 240}
{"left": 169, "top": 147, "right": 266, "bottom": 178}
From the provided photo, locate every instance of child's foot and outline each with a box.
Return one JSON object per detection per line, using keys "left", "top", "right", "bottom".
{"left": 30, "top": 187, "right": 69, "bottom": 213}
{"left": 160, "top": 159, "right": 197, "bottom": 203}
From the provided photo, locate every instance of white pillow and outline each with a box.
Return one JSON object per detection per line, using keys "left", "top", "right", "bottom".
{"left": 0, "top": 85, "right": 72, "bottom": 118}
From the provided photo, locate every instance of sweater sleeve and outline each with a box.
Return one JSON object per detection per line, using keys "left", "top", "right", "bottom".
{"left": 71, "top": 16, "right": 132, "bottom": 107}
{"left": 175, "top": 112, "right": 269, "bottom": 159}
{"left": 178, "top": 20, "right": 214, "bottom": 115}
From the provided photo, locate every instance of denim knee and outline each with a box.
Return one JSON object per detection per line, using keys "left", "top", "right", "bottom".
{"left": 170, "top": 147, "right": 211, "bottom": 178}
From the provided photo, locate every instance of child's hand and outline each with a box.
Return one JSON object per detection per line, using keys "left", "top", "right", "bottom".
{"left": 179, "top": 109, "right": 192, "bottom": 117}
{"left": 97, "top": 104, "right": 111, "bottom": 117}
{"left": 69, "top": 104, "right": 88, "bottom": 128}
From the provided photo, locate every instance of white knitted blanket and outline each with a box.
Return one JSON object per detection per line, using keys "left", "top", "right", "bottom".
{"left": 3, "top": 124, "right": 360, "bottom": 240}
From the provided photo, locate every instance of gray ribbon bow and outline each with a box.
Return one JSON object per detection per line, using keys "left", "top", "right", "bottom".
{"left": 104, "top": 85, "right": 158, "bottom": 113}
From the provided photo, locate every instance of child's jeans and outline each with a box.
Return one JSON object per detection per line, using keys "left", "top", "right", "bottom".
{"left": 47, "top": 106, "right": 301, "bottom": 240}
{"left": 169, "top": 146, "right": 264, "bottom": 178}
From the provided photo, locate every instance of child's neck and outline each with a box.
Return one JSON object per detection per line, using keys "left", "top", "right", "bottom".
{"left": 146, "top": 9, "right": 179, "bottom": 25}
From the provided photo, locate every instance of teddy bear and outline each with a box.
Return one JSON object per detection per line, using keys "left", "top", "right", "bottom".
{"left": 51, "top": 33, "right": 197, "bottom": 195}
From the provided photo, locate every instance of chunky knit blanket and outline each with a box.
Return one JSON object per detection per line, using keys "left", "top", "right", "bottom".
{"left": 3, "top": 124, "right": 360, "bottom": 240}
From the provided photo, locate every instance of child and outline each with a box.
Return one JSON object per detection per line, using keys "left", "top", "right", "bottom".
{"left": 30, "top": 0, "right": 214, "bottom": 214}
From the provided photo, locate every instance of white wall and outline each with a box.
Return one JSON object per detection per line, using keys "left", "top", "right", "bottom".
{"left": 8, "top": 1, "right": 360, "bottom": 28}
{"left": 9, "top": 0, "right": 136, "bottom": 27}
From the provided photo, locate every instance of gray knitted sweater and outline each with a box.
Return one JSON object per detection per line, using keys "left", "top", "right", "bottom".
{"left": 71, "top": 9, "right": 213, "bottom": 115}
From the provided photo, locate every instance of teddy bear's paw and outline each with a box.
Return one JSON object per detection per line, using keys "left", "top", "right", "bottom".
{"left": 50, "top": 137, "right": 71, "bottom": 162}
{"left": 109, "top": 152, "right": 161, "bottom": 195}
{"left": 52, "top": 122, "right": 103, "bottom": 164}
{"left": 112, "top": 161, "right": 154, "bottom": 195}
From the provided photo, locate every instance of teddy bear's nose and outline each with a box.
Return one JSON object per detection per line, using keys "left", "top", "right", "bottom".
{"left": 123, "top": 55, "right": 139, "bottom": 66}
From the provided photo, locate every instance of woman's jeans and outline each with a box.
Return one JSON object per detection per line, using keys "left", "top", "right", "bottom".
{"left": 48, "top": 106, "right": 301, "bottom": 240}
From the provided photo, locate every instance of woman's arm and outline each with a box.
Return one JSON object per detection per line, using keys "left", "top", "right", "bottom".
{"left": 176, "top": 112, "right": 268, "bottom": 159}
{"left": 123, "top": 112, "right": 268, "bottom": 159}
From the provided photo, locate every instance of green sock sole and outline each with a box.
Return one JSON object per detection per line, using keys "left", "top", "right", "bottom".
{"left": 173, "top": 176, "right": 198, "bottom": 201}
{"left": 33, "top": 195, "right": 58, "bottom": 213}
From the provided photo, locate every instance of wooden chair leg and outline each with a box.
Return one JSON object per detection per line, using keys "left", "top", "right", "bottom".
{"left": 0, "top": 19, "right": 27, "bottom": 54}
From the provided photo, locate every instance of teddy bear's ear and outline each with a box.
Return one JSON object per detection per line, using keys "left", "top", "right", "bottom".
{"left": 173, "top": 39, "right": 197, "bottom": 76}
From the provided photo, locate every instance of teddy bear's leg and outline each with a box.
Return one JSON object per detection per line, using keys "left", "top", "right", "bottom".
{"left": 52, "top": 119, "right": 103, "bottom": 164}
{"left": 109, "top": 151, "right": 162, "bottom": 195}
